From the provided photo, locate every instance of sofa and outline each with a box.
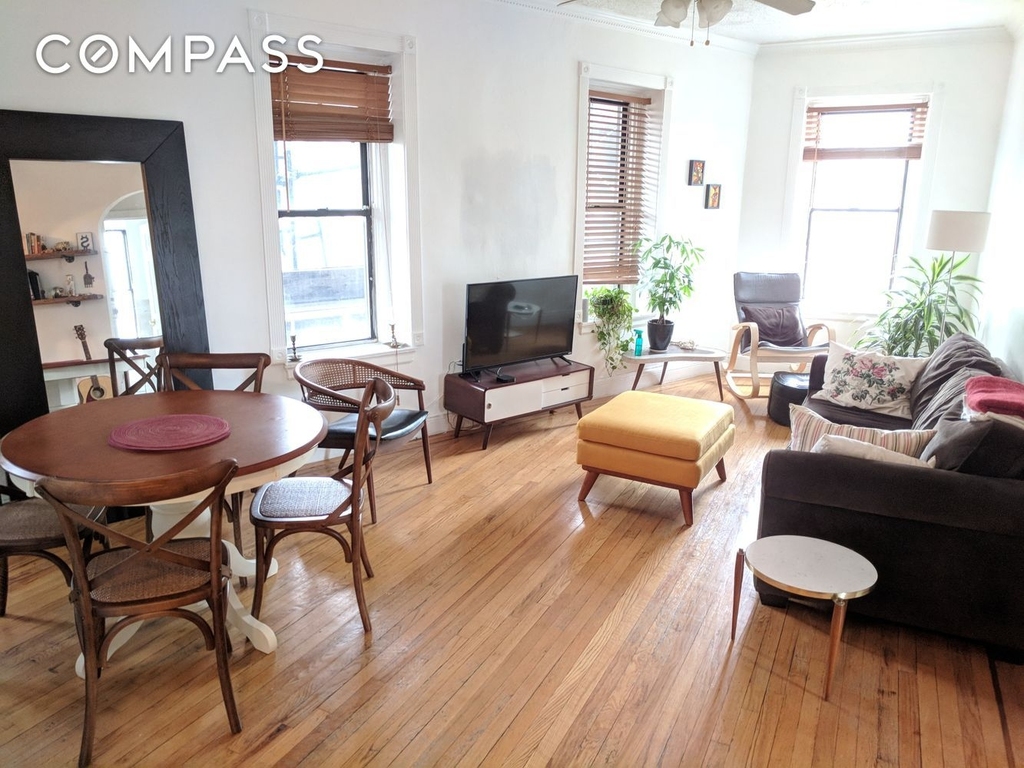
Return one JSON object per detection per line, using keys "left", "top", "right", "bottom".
{"left": 757, "top": 334, "right": 1024, "bottom": 656}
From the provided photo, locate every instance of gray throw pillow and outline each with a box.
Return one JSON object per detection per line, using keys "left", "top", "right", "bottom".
{"left": 921, "top": 416, "right": 1024, "bottom": 479}
{"left": 740, "top": 304, "right": 804, "bottom": 347}
{"left": 911, "top": 367, "right": 991, "bottom": 430}
{"left": 910, "top": 333, "right": 1003, "bottom": 416}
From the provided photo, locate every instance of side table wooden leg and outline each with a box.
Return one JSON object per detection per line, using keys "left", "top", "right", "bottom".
{"left": 659, "top": 362, "right": 669, "bottom": 385}
{"left": 731, "top": 548, "right": 745, "bottom": 640}
{"left": 824, "top": 597, "right": 848, "bottom": 700}
{"left": 714, "top": 361, "right": 725, "bottom": 401}
{"left": 631, "top": 364, "right": 645, "bottom": 390}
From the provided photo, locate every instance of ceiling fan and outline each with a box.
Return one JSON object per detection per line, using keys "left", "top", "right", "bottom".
{"left": 556, "top": 0, "right": 815, "bottom": 29}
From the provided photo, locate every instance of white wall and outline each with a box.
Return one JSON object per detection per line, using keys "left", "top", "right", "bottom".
{"left": 0, "top": 0, "right": 757, "bottom": 421}
{"left": 739, "top": 30, "right": 1013, "bottom": 343}
{"left": 979, "top": 34, "right": 1024, "bottom": 378}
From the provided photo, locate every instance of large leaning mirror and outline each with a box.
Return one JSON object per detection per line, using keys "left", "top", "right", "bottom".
{"left": 0, "top": 109, "right": 211, "bottom": 436}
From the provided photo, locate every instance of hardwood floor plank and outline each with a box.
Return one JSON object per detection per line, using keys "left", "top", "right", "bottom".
{"left": 0, "top": 374, "right": 1016, "bottom": 767}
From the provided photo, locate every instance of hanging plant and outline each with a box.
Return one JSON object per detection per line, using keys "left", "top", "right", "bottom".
{"left": 856, "top": 253, "right": 982, "bottom": 357}
{"left": 586, "top": 286, "right": 635, "bottom": 374}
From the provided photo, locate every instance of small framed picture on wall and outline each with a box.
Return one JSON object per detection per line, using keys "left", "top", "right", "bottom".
{"left": 704, "top": 184, "right": 721, "bottom": 209}
{"left": 688, "top": 160, "right": 705, "bottom": 186}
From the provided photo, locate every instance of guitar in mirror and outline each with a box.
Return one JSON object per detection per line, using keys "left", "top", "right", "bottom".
{"left": 11, "top": 159, "right": 162, "bottom": 409}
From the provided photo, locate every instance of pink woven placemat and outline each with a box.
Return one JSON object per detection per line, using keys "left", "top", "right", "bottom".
{"left": 108, "top": 414, "right": 231, "bottom": 451}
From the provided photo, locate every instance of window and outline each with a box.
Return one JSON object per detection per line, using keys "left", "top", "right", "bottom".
{"left": 800, "top": 98, "right": 929, "bottom": 314}
{"left": 272, "top": 57, "right": 393, "bottom": 349}
{"left": 582, "top": 90, "right": 663, "bottom": 285}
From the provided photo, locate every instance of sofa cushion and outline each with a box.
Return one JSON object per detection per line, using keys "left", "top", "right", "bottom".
{"left": 740, "top": 304, "right": 805, "bottom": 347}
{"left": 810, "top": 434, "right": 936, "bottom": 468}
{"left": 921, "top": 416, "right": 1024, "bottom": 479}
{"left": 911, "top": 367, "right": 992, "bottom": 430}
{"left": 811, "top": 342, "right": 925, "bottom": 419}
{"left": 800, "top": 392, "right": 913, "bottom": 430}
{"left": 789, "top": 404, "right": 936, "bottom": 456}
{"left": 910, "top": 333, "right": 1003, "bottom": 417}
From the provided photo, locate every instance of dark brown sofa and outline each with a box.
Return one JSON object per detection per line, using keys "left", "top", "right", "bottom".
{"left": 757, "top": 334, "right": 1024, "bottom": 656}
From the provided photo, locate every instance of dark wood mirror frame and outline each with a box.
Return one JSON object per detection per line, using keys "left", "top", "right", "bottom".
{"left": 0, "top": 109, "right": 211, "bottom": 435}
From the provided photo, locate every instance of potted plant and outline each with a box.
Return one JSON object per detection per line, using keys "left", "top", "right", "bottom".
{"left": 586, "top": 286, "right": 635, "bottom": 374}
{"left": 856, "top": 253, "right": 982, "bottom": 357}
{"left": 636, "top": 234, "right": 705, "bottom": 351}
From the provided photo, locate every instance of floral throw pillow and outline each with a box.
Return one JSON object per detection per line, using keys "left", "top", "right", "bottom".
{"left": 810, "top": 342, "right": 927, "bottom": 419}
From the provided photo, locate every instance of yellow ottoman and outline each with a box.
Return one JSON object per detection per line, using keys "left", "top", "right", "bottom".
{"left": 576, "top": 391, "right": 735, "bottom": 525}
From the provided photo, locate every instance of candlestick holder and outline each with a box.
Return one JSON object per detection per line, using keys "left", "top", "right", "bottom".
{"left": 288, "top": 334, "right": 302, "bottom": 362}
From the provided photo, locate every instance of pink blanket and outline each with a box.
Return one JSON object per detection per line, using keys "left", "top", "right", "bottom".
{"left": 965, "top": 376, "right": 1024, "bottom": 418}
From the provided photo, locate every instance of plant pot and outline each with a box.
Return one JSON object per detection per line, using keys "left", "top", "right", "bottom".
{"left": 647, "top": 319, "right": 674, "bottom": 351}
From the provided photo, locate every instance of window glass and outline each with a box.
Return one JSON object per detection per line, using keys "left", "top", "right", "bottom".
{"left": 276, "top": 141, "right": 364, "bottom": 211}
{"left": 816, "top": 111, "right": 914, "bottom": 149}
{"left": 810, "top": 160, "right": 907, "bottom": 210}
{"left": 805, "top": 211, "right": 899, "bottom": 313}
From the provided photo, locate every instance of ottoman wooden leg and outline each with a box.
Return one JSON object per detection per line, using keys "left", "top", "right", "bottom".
{"left": 716, "top": 459, "right": 727, "bottom": 482}
{"left": 578, "top": 470, "right": 600, "bottom": 502}
{"left": 678, "top": 489, "right": 694, "bottom": 526}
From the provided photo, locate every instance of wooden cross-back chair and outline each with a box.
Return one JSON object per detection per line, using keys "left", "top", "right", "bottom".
{"left": 0, "top": 493, "right": 91, "bottom": 618}
{"left": 35, "top": 459, "right": 241, "bottom": 768}
{"left": 294, "top": 358, "right": 432, "bottom": 524}
{"left": 723, "top": 272, "right": 834, "bottom": 399}
{"left": 104, "top": 335, "right": 164, "bottom": 396}
{"left": 249, "top": 378, "right": 396, "bottom": 632}
{"left": 156, "top": 351, "right": 272, "bottom": 581}
{"left": 158, "top": 351, "right": 271, "bottom": 394}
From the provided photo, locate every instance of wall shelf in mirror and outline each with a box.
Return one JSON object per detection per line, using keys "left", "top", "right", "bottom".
{"left": 32, "top": 293, "right": 104, "bottom": 307}
{"left": 25, "top": 249, "right": 97, "bottom": 263}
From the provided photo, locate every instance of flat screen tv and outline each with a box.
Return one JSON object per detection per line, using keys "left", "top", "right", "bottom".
{"left": 462, "top": 275, "right": 579, "bottom": 373}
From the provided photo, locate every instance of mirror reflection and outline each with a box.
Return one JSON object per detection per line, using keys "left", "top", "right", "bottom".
{"left": 11, "top": 160, "right": 160, "bottom": 408}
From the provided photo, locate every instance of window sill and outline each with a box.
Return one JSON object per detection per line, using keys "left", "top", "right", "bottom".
{"left": 282, "top": 341, "right": 416, "bottom": 379}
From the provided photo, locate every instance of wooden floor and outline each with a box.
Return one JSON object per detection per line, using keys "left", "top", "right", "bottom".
{"left": 2, "top": 375, "right": 1022, "bottom": 766}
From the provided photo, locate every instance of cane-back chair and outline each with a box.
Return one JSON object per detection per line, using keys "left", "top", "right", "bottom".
{"left": 724, "top": 272, "right": 834, "bottom": 398}
{"left": 249, "top": 378, "right": 396, "bottom": 632}
{"left": 35, "top": 459, "right": 241, "bottom": 767}
{"left": 294, "top": 358, "right": 431, "bottom": 524}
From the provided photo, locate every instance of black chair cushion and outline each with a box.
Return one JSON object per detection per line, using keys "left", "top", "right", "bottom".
{"left": 322, "top": 408, "right": 428, "bottom": 449}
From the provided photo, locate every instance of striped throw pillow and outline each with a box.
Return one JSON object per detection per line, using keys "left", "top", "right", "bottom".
{"left": 789, "top": 404, "right": 936, "bottom": 457}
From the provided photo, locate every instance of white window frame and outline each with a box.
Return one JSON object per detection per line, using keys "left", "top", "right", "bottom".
{"left": 250, "top": 11, "right": 423, "bottom": 365}
{"left": 780, "top": 84, "right": 944, "bottom": 321}
{"left": 573, "top": 62, "right": 673, "bottom": 321}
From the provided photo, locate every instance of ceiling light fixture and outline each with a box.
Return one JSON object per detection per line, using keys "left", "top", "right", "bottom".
{"left": 656, "top": 0, "right": 733, "bottom": 46}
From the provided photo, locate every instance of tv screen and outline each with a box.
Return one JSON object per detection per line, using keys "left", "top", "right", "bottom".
{"left": 463, "top": 275, "right": 579, "bottom": 373}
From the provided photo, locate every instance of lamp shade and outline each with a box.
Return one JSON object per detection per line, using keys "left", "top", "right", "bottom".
{"left": 926, "top": 210, "right": 991, "bottom": 253}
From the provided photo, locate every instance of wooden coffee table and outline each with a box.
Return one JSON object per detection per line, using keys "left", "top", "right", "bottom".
{"left": 731, "top": 535, "right": 877, "bottom": 699}
{"left": 625, "top": 346, "right": 727, "bottom": 400}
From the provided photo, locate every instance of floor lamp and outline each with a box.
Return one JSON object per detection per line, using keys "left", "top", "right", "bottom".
{"left": 925, "top": 210, "right": 990, "bottom": 342}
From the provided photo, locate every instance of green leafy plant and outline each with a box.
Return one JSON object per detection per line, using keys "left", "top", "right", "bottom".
{"left": 586, "top": 286, "right": 635, "bottom": 373}
{"left": 635, "top": 234, "right": 705, "bottom": 324}
{"left": 857, "top": 253, "right": 982, "bottom": 357}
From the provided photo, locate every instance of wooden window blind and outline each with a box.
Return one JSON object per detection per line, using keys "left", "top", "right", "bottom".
{"left": 803, "top": 100, "right": 929, "bottom": 161}
{"left": 583, "top": 91, "right": 662, "bottom": 285}
{"left": 271, "top": 57, "right": 394, "bottom": 143}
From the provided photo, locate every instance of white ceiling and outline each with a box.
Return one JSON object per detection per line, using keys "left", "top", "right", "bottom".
{"left": 548, "top": 0, "right": 1024, "bottom": 45}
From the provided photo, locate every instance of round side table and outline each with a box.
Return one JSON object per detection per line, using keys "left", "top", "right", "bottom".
{"left": 731, "top": 535, "right": 877, "bottom": 699}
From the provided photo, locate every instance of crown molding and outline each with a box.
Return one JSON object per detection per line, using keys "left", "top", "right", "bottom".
{"left": 490, "top": 0, "right": 758, "bottom": 56}
{"left": 756, "top": 25, "right": 1013, "bottom": 55}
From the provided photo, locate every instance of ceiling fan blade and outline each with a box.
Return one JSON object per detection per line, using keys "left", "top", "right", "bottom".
{"left": 754, "top": 0, "right": 815, "bottom": 15}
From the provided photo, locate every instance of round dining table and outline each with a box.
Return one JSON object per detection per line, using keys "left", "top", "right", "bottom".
{"left": 0, "top": 389, "right": 327, "bottom": 662}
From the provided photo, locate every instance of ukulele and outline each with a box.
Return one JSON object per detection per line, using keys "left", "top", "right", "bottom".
{"left": 73, "top": 324, "right": 113, "bottom": 403}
